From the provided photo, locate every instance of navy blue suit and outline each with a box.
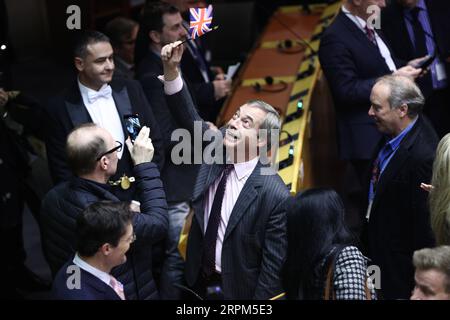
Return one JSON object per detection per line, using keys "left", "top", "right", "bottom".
{"left": 319, "top": 11, "right": 405, "bottom": 160}
{"left": 51, "top": 260, "right": 121, "bottom": 300}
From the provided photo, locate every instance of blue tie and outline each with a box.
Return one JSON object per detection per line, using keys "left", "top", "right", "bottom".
{"left": 202, "top": 164, "right": 234, "bottom": 277}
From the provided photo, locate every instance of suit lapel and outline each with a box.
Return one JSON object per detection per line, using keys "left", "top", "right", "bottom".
{"left": 65, "top": 82, "right": 92, "bottom": 127}
{"left": 370, "top": 119, "right": 421, "bottom": 214}
{"left": 111, "top": 83, "right": 133, "bottom": 136}
{"left": 223, "top": 162, "right": 264, "bottom": 241}
{"left": 338, "top": 11, "right": 390, "bottom": 69}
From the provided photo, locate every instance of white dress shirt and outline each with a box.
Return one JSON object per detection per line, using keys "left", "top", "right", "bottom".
{"left": 78, "top": 80, "right": 125, "bottom": 158}
{"left": 341, "top": 6, "right": 397, "bottom": 72}
{"left": 73, "top": 253, "right": 119, "bottom": 289}
{"left": 204, "top": 157, "right": 259, "bottom": 273}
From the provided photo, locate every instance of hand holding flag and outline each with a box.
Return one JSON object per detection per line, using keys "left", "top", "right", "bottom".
{"left": 176, "top": 5, "right": 218, "bottom": 47}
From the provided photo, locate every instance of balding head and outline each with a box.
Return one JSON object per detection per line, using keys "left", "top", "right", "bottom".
{"left": 66, "top": 124, "right": 113, "bottom": 176}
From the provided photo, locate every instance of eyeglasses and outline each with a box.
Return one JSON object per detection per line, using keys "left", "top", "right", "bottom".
{"left": 96, "top": 141, "right": 122, "bottom": 161}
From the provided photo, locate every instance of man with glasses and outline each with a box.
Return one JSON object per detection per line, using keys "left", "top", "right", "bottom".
{"left": 52, "top": 201, "right": 136, "bottom": 300}
{"left": 41, "top": 123, "right": 168, "bottom": 300}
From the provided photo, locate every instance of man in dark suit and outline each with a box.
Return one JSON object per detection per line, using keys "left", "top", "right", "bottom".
{"left": 366, "top": 75, "right": 437, "bottom": 299}
{"left": 52, "top": 201, "right": 135, "bottom": 300}
{"left": 381, "top": 0, "right": 450, "bottom": 137}
{"left": 44, "top": 30, "right": 164, "bottom": 201}
{"left": 136, "top": 1, "right": 231, "bottom": 122}
{"left": 161, "top": 41, "right": 289, "bottom": 299}
{"left": 319, "top": 0, "right": 424, "bottom": 233}
{"left": 104, "top": 17, "right": 139, "bottom": 80}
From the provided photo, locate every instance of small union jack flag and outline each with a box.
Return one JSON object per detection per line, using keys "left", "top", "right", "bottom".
{"left": 189, "top": 5, "right": 213, "bottom": 39}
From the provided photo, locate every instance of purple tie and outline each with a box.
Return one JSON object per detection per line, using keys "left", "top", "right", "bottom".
{"left": 202, "top": 164, "right": 234, "bottom": 277}
{"left": 365, "top": 26, "right": 377, "bottom": 47}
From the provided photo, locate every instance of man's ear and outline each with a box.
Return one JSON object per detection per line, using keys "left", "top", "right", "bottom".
{"left": 149, "top": 30, "right": 161, "bottom": 44}
{"left": 100, "top": 243, "right": 112, "bottom": 256}
{"left": 99, "top": 156, "right": 109, "bottom": 171}
{"left": 399, "top": 103, "right": 409, "bottom": 118}
{"left": 74, "top": 57, "right": 84, "bottom": 72}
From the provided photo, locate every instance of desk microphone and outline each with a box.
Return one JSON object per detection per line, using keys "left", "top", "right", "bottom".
{"left": 253, "top": 76, "right": 288, "bottom": 93}
{"left": 256, "top": 2, "right": 318, "bottom": 56}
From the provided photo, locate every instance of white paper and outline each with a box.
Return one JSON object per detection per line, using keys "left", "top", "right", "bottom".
{"left": 226, "top": 63, "right": 241, "bottom": 80}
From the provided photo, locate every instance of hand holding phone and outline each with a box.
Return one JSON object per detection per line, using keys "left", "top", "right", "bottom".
{"left": 124, "top": 114, "right": 142, "bottom": 143}
{"left": 125, "top": 126, "right": 154, "bottom": 165}
{"left": 411, "top": 53, "right": 436, "bottom": 70}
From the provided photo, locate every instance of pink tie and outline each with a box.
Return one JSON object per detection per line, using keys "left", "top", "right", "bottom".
{"left": 109, "top": 275, "right": 126, "bottom": 300}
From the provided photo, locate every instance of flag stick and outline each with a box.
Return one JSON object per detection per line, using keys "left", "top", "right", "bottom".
{"left": 176, "top": 26, "right": 219, "bottom": 47}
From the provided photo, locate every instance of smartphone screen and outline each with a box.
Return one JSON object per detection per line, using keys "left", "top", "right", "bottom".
{"left": 124, "top": 114, "right": 141, "bottom": 142}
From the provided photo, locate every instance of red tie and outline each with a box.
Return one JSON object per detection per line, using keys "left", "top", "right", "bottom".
{"left": 109, "top": 275, "right": 126, "bottom": 300}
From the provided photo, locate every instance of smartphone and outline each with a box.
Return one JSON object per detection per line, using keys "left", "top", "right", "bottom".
{"left": 415, "top": 53, "right": 436, "bottom": 70}
{"left": 124, "top": 114, "right": 141, "bottom": 142}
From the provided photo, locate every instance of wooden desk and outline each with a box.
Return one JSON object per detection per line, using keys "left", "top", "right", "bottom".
{"left": 219, "top": 1, "right": 342, "bottom": 194}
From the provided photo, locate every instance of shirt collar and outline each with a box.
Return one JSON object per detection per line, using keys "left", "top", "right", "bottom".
{"left": 78, "top": 78, "right": 110, "bottom": 102}
{"left": 386, "top": 116, "right": 418, "bottom": 150}
{"left": 342, "top": 5, "right": 368, "bottom": 30}
{"left": 232, "top": 157, "right": 259, "bottom": 181}
{"left": 73, "top": 253, "right": 111, "bottom": 286}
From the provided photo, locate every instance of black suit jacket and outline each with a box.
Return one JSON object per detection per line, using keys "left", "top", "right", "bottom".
{"left": 365, "top": 116, "right": 437, "bottom": 299}
{"left": 44, "top": 78, "right": 164, "bottom": 200}
{"left": 136, "top": 51, "right": 200, "bottom": 203}
{"left": 52, "top": 260, "right": 122, "bottom": 300}
{"left": 381, "top": 0, "right": 450, "bottom": 97}
{"left": 319, "top": 11, "right": 404, "bottom": 160}
{"left": 165, "top": 85, "right": 290, "bottom": 299}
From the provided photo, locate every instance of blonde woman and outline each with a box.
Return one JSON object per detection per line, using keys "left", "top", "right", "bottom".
{"left": 428, "top": 133, "right": 450, "bottom": 245}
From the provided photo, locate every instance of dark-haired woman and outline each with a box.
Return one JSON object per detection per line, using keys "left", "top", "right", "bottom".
{"left": 283, "top": 188, "right": 376, "bottom": 300}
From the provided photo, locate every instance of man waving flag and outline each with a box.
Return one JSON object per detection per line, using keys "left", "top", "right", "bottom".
{"left": 189, "top": 5, "right": 213, "bottom": 39}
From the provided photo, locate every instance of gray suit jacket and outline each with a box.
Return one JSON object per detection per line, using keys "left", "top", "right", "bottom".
{"left": 165, "top": 84, "right": 289, "bottom": 299}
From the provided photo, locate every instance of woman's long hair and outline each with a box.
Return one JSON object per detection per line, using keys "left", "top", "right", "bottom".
{"left": 282, "top": 188, "right": 354, "bottom": 299}
{"left": 430, "top": 133, "right": 450, "bottom": 245}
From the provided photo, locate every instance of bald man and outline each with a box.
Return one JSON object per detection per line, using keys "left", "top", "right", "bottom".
{"left": 41, "top": 123, "right": 168, "bottom": 300}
